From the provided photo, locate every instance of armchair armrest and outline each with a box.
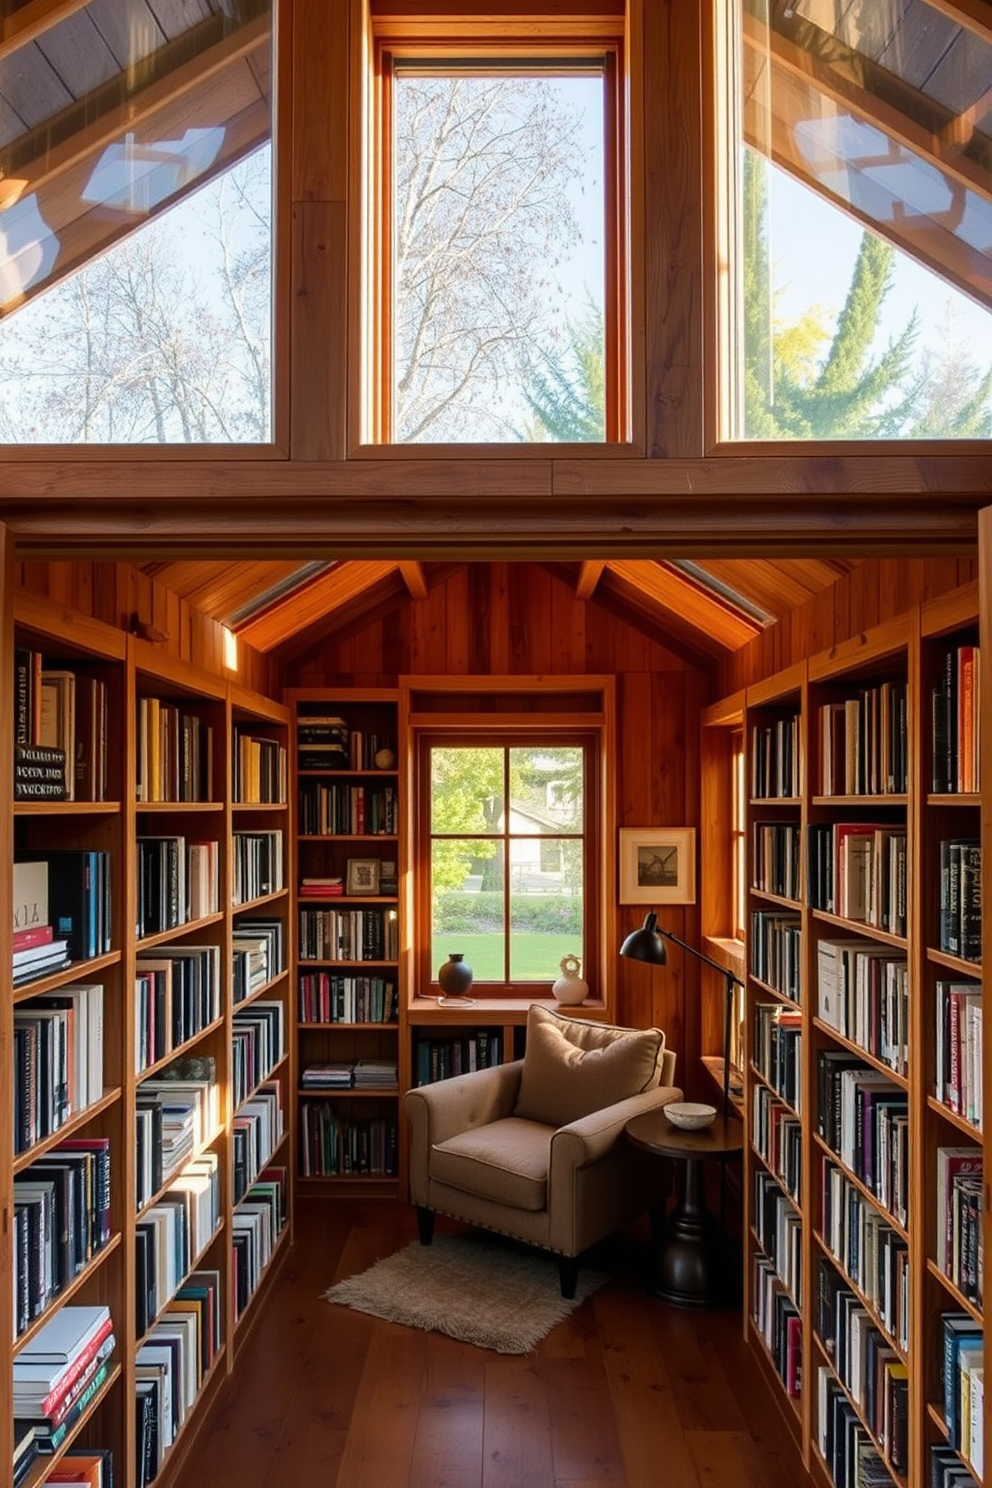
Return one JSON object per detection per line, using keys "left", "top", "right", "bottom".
{"left": 550, "top": 1083, "right": 683, "bottom": 1173}
{"left": 403, "top": 1061, "right": 524, "bottom": 1205}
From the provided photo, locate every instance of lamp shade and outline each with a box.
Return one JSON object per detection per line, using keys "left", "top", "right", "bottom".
{"left": 618, "top": 911, "right": 668, "bottom": 966}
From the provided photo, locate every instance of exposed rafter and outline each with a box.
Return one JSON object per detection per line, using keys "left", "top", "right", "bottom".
{"left": 576, "top": 561, "right": 606, "bottom": 599}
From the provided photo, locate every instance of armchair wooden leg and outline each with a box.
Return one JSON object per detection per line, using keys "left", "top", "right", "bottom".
{"left": 416, "top": 1206, "right": 435, "bottom": 1245}
{"left": 558, "top": 1256, "right": 579, "bottom": 1299}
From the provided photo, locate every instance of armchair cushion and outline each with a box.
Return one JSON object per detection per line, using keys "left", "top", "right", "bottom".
{"left": 430, "top": 1116, "right": 555, "bottom": 1211}
{"left": 513, "top": 1005, "right": 667, "bottom": 1128}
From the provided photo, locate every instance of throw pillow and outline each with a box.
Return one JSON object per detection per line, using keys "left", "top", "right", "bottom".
{"left": 513, "top": 1004, "right": 666, "bottom": 1127}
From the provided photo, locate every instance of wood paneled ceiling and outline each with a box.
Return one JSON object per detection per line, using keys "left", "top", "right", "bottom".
{"left": 137, "top": 556, "right": 861, "bottom": 663}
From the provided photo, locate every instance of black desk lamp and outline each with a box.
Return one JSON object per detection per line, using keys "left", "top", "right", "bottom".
{"left": 619, "top": 911, "right": 744, "bottom": 1119}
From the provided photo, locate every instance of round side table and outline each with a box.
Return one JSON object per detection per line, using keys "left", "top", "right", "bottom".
{"left": 626, "top": 1108, "right": 744, "bottom": 1308}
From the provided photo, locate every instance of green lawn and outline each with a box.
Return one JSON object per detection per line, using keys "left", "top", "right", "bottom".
{"left": 433, "top": 932, "right": 583, "bottom": 982}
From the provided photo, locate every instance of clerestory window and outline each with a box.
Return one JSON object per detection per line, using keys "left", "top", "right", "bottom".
{"left": 367, "top": 15, "right": 629, "bottom": 445}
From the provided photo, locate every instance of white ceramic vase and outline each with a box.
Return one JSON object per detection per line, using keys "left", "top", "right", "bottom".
{"left": 552, "top": 953, "right": 588, "bottom": 1005}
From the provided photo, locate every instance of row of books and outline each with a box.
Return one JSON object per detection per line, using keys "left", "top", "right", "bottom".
{"left": 752, "top": 1256, "right": 801, "bottom": 1399}
{"left": 753, "top": 1003, "right": 802, "bottom": 1112}
{"left": 134, "top": 946, "right": 221, "bottom": 1075}
{"left": 233, "top": 727, "right": 287, "bottom": 804}
{"left": 807, "top": 822, "right": 907, "bottom": 935}
{"left": 135, "top": 1154, "right": 220, "bottom": 1339}
{"left": 817, "top": 680, "right": 908, "bottom": 797}
{"left": 135, "top": 1063, "right": 220, "bottom": 1210}
{"left": 14, "top": 1303, "right": 114, "bottom": 1459}
{"left": 820, "top": 1167, "right": 910, "bottom": 1354}
{"left": 232, "top": 918, "right": 284, "bottom": 1002}
{"left": 298, "top": 906, "right": 399, "bottom": 962}
{"left": 13, "top": 1136, "right": 111, "bottom": 1338}
{"left": 937, "top": 1146, "right": 983, "bottom": 1305}
{"left": 932, "top": 643, "right": 981, "bottom": 795}
{"left": 13, "top": 985, "right": 105, "bottom": 1155}
{"left": 135, "top": 1270, "right": 221, "bottom": 1487}
{"left": 941, "top": 1313, "right": 984, "bottom": 1476}
{"left": 297, "top": 780, "right": 398, "bottom": 836}
{"left": 135, "top": 695, "right": 214, "bottom": 804}
{"left": 749, "top": 911, "right": 802, "bottom": 1002}
{"left": 753, "top": 1171, "right": 802, "bottom": 1303}
{"left": 15, "top": 853, "right": 112, "bottom": 970}
{"left": 414, "top": 1029, "right": 504, "bottom": 1086}
{"left": 817, "top": 1269, "right": 909, "bottom": 1474}
{"left": 298, "top": 1105, "right": 398, "bottom": 1177}
{"left": 231, "top": 1167, "right": 288, "bottom": 1322}
{"left": 935, "top": 980, "right": 982, "bottom": 1129}
{"left": 751, "top": 715, "right": 799, "bottom": 800}
{"left": 816, "top": 941, "right": 909, "bottom": 1077}
{"left": 232, "top": 1081, "right": 283, "bottom": 1205}
{"left": 232, "top": 1001, "right": 285, "bottom": 1107}
{"left": 820, "top": 1291, "right": 904, "bottom": 1476}
{"left": 752, "top": 821, "right": 801, "bottom": 900}
{"left": 751, "top": 1084, "right": 801, "bottom": 1202}
{"left": 931, "top": 1444, "right": 979, "bottom": 1488}
{"left": 14, "top": 651, "right": 109, "bottom": 802}
{"left": 817, "top": 1053, "right": 909, "bottom": 1226}
{"left": 297, "top": 971, "right": 398, "bottom": 1024}
{"left": 232, "top": 829, "right": 285, "bottom": 905}
{"left": 939, "top": 839, "right": 982, "bottom": 963}
{"left": 135, "top": 836, "right": 218, "bottom": 938}
{"left": 300, "top": 1060, "right": 398, "bottom": 1091}
{"left": 817, "top": 1370, "right": 895, "bottom": 1488}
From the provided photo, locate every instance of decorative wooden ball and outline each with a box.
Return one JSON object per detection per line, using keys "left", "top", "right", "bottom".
{"left": 375, "top": 747, "right": 396, "bottom": 769}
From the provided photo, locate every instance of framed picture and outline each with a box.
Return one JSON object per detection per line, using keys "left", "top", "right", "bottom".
{"left": 618, "top": 827, "right": 696, "bottom": 905}
{"left": 346, "top": 858, "right": 381, "bottom": 895}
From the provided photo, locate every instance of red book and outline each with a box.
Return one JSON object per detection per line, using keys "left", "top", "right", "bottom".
{"left": 39, "top": 1314, "right": 114, "bottom": 1419}
{"left": 12, "top": 923, "right": 54, "bottom": 953}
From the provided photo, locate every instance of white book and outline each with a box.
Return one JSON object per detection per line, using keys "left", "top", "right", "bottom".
{"left": 16, "top": 1303, "right": 110, "bottom": 1364}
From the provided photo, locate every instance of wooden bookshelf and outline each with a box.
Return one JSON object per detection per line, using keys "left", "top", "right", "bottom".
{"left": 704, "top": 593, "right": 988, "bottom": 1488}
{"left": 4, "top": 593, "right": 291, "bottom": 1488}
{"left": 286, "top": 689, "right": 404, "bottom": 1197}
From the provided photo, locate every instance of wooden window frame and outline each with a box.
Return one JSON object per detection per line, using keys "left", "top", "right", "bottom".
{"left": 413, "top": 724, "right": 605, "bottom": 999}
{"left": 362, "top": 11, "right": 631, "bottom": 451}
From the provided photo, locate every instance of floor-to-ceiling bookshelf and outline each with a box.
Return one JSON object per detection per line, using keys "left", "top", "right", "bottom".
{"left": 4, "top": 593, "right": 291, "bottom": 1488}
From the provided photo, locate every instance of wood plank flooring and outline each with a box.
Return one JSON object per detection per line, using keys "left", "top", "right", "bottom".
{"left": 174, "top": 1201, "right": 814, "bottom": 1488}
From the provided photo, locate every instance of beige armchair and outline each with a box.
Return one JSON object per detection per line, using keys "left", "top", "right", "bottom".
{"left": 403, "top": 1005, "right": 681, "bottom": 1296}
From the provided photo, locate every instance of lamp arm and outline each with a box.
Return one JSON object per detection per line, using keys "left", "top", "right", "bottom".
{"left": 656, "top": 928, "right": 745, "bottom": 991}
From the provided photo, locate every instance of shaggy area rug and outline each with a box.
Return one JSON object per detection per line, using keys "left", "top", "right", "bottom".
{"left": 323, "top": 1233, "right": 608, "bottom": 1353}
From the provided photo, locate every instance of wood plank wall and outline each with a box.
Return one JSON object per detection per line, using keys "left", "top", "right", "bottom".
{"left": 716, "top": 557, "right": 979, "bottom": 695}
{"left": 284, "top": 560, "right": 709, "bottom": 1073}
{"left": 15, "top": 560, "right": 279, "bottom": 696}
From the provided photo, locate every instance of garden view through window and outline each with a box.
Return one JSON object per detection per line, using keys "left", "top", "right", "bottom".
{"left": 429, "top": 743, "right": 587, "bottom": 986}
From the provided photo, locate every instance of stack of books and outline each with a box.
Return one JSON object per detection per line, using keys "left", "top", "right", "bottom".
{"left": 353, "top": 1059, "right": 398, "bottom": 1090}
{"left": 300, "top": 1063, "right": 354, "bottom": 1089}
{"left": 14, "top": 1304, "right": 115, "bottom": 1458}
{"left": 12, "top": 861, "right": 69, "bottom": 985}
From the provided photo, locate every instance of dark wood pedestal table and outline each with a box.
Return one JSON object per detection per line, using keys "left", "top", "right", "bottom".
{"left": 625, "top": 1109, "right": 744, "bottom": 1308}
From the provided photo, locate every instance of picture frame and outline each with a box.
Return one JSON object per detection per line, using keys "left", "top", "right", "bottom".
{"left": 346, "top": 858, "right": 381, "bottom": 896}
{"left": 618, "top": 827, "right": 696, "bottom": 905}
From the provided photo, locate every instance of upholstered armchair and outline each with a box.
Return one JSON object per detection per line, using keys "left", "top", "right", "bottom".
{"left": 403, "top": 1005, "right": 681, "bottom": 1296}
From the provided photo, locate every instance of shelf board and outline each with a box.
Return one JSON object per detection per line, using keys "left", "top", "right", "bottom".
{"left": 811, "top": 1134, "right": 909, "bottom": 1243}
{"left": 137, "top": 1014, "right": 226, "bottom": 1082}
{"left": 233, "top": 799, "right": 288, "bottom": 811}
{"left": 927, "top": 946, "right": 982, "bottom": 976}
{"left": 13, "top": 1086, "right": 122, "bottom": 1172}
{"left": 137, "top": 910, "right": 225, "bottom": 949}
{"left": 809, "top": 909, "right": 908, "bottom": 950}
{"left": 926, "top": 1095, "right": 982, "bottom": 1140}
{"left": 13, "top": 949, "right": 121, "bottom": 1003}
{"left": 14, "top": 799, "right": 121, "bottom": 816}
{"left": 136, "top": 800, "right": 225, "bottom": 812}
{"left": 20, "top": 1362, "right": 123, "bottom": 1488}
{"left": 810, "top": 794, "right": 908, "bottom": 807}
{"left": 925, "top": 1259, "right": 983, "bottom": 1326}
{"left": 810, "top": 1018, "right": 908, "bottom": 1089}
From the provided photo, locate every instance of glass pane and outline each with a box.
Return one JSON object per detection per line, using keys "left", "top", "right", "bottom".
{"left": 508, "top": 838, "right": 583, "bottom": 982}
{"left": 430, "top": 747, "right": 504, "bottom": 834}
{"left": 733, "top": 0, "right": 992, "bottom": 440}
{"left": 0, "top": 0, "right": 273, "bottom": 443}
{"left": 431, "top": 839, "right": 505, "bottom": 982}
{"left": 393, "top": 70, "right": 605, "bottom": 443}
{"left": 509, "top": 745, "right": 584, "bottom": 833}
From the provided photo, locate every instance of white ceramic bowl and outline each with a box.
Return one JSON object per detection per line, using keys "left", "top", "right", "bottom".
{"left": 664, "top": 1102, "right": 717, "bottom": 1131}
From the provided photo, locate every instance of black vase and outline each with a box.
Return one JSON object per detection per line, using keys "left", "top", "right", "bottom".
{"left": 437, "top": 952, "right": 474, "bottom": 996}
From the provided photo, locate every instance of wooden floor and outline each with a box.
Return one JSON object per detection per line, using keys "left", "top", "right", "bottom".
{"left": 175, "top": 1200, "right": 814, "bottom": 1488}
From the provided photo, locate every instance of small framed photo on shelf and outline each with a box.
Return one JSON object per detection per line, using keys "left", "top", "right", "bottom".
{"left": 619, "top": 827, "right": 696, "bottom": 905}
{"left": 346, "top": 858, "right": 381, "bottom": 895}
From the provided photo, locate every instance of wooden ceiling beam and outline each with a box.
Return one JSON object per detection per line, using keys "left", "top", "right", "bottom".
{"left": 235, "top": 560, "right": 401, "bottom": 651}
{"left": 576, "top": 560, "right": 606, "bottom": 599}
{"left": 0, "top": 0, "right": 90, "bottom": 61}
{"left": 609, "top": 560, "right": 761, "bottom": 651}
{"left": 399, "top": 561, "right": 428, "bottom": 599}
